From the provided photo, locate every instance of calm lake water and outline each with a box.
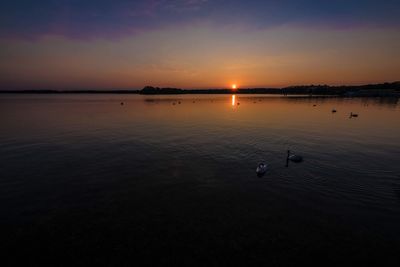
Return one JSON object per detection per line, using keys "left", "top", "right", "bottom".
{"left": 1, "top": 94, "right": 400, "bottom": 266}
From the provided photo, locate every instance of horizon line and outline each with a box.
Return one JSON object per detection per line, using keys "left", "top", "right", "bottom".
{"left": 1, "top": 81, "right": 399, "bottom": 92}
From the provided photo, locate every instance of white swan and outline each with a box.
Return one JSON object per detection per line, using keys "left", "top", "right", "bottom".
{"left": 256, "top": 163, "right": 268, "bottom": 176}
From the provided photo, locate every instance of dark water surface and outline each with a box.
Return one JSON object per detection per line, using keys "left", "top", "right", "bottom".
{"left": 1, "top": 94, "right": 400, "bottom": 266}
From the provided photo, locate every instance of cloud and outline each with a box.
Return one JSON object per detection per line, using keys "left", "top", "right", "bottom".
{"left": 0, "top": 0, "right": 399, "bottom": 40}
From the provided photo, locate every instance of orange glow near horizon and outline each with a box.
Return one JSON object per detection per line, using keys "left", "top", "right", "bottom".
{"left": 1, "top": 26, "right": 400, "bottom": 90}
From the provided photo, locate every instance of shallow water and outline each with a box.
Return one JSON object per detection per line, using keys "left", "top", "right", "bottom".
{"left": 1, "top": 94, "right": 400, "bottom": 265}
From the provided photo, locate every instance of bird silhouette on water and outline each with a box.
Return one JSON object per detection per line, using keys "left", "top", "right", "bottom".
{"left": 286, "top": 150, "right": 303, "bottom": 167}
{"left": 349, "top": 112, "right": 359, "bottom": 118}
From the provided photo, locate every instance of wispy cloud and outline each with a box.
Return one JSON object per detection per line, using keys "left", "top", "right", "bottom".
{"left": 0, "top": 0, "right": 399, "bottom": 40}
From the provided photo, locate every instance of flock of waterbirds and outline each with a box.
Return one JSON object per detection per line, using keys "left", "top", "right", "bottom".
{"left": 255, "top": 105, "right": 360, "bottom": 176}
{"left": 120, "top": 98, "right": 360, "bottom": 119}
{"left": 119, "top": 98, "right": 360, "bottom": 177}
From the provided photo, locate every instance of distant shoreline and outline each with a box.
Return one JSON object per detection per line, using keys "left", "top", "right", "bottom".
{"left": 0, "top": 90, "right": 141, "bottom": 94}
{"left": 1, "top": 82, "right": 399, "bottom": 97}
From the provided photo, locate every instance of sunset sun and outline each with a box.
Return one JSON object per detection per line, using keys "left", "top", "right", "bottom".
{"left": 231, "top": 84, "right": 237, "bottom": 89}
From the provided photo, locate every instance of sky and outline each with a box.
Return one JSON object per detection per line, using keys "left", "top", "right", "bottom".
{"left": 0, "top": 0, "right": 399, "bottom": 89}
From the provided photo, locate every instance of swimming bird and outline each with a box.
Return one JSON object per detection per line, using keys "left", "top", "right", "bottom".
{"left": 350, "top": 112, "right": 359, "bottom": 118}
{"left": 287, "top": 150, "right": 303, "bottom": 163}
{"left": 120, "top": 102, "right": 124, "bottom": 105}
{"left": 256, "top": 162, "right": 268, "bottom": 176}
{"left": 332, "top": 109, "right": 337, "bottom": 113}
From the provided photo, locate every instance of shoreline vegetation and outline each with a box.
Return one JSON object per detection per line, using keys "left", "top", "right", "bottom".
{"left": 1, "top": 82, "right": 399, "bottom": 97}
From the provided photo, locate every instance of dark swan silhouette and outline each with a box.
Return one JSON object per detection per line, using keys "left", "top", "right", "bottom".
{"left": 287, "top": 150, "right": 303, "bottom": 165}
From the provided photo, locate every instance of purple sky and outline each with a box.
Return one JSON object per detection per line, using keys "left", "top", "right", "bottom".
{"left": 1, "top": 0, "right": 399, "bottom": 89}
{"left": 1, "top": 0, "right": 400, "bottom": 39}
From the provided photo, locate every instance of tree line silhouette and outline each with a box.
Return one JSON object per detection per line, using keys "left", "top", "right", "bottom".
{"left": 1, "top": 82, "right": 399, "bottom": 96}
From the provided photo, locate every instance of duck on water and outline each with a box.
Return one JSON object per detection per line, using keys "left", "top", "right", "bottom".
{"left": 350, "top": 112, "right": 359, "bottom": 118}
